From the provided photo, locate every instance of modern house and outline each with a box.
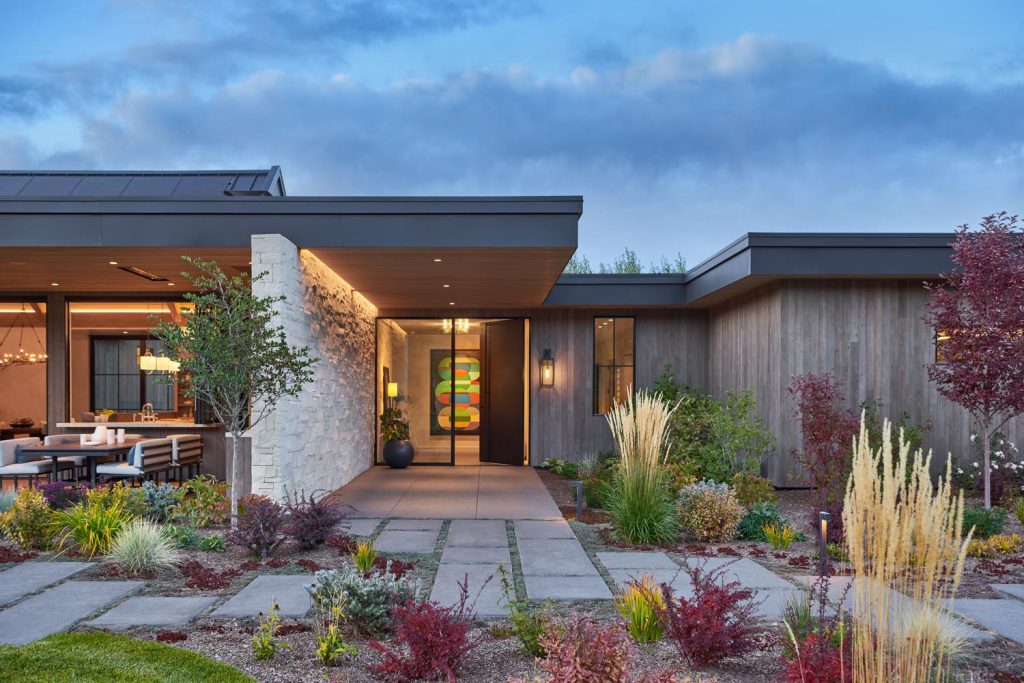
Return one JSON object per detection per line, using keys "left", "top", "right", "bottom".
{"left": 0, "top": 167, "right": 1015, "bottom": 497}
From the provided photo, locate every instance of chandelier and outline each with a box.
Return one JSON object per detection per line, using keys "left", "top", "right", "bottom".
{"left": 441, "top": 318, "right": 470, "bottom": 334}
{"left": 0, "top": 304, "right": 47, "bottom": 371}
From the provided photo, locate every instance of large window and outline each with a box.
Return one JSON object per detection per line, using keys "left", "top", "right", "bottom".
{"left": 594, "top": 317, "right": 634, "bottom": 414}
{"left": 91, "top": 336, "right": 174, "bottom": 412}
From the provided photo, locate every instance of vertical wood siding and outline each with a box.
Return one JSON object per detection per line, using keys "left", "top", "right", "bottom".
{"left": 710, "top": 279, "right": 1024, "bottom": 486}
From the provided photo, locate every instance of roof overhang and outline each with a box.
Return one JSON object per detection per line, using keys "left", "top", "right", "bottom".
{"left": 0, "top": 196, "right": 582, "bottom": 307}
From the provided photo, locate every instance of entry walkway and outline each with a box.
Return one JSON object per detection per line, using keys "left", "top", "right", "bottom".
{"left": 333, "top": 463, "right": 563, "bottom": 519}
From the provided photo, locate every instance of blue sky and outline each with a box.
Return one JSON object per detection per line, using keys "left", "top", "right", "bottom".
{"left": 2, "top": 1, "right": 1023, "bottom": 266}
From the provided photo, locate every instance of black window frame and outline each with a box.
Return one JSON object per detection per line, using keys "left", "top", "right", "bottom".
{"left": 89, "top": 334, "right": 175, "bottom": 413}
{"left": 592, "top": 316, "right": 636, "bottom": 415}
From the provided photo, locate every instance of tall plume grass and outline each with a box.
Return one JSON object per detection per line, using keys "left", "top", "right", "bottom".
{"left": 843, "top": 414, "right": 970, "bottom": 682}
{"left": 605, "top": 388, "right": 680, "bottom": 545}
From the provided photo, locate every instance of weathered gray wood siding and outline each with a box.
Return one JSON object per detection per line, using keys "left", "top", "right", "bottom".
{"left": 709, "top": 279, "right": 1024, "bottom": 486}
{"left": 529, "top": 309, "right": 708, "bottom": 464}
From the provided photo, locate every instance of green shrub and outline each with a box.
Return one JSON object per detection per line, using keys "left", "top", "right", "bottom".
{"left": 252, "top": 600, "right": 289, "bottom": 661}
{"left": 614, "top": 574, "right": 666, "bottom": 643}
{"left": 498, "top": 564, "right": 551, "bottom": 657}
{"left": 52, "top": 497, "right": 134, "bottom": 558}
{"left": 198, "top": 534, "right": 226, "bottom": 552}
{"left": 140, "top": 481, "right": 182, "bottom": 523}
{"left": 677, "top": 480, "right": 744, "bottom": 542}
{"left": 163, "top": 525, "right": 200, "bottom": 549}
{"left": 764, "top": 524, "right": 799, "bottom": 551}
{"left": 542, "top": 459, "right": 580, "bottom": 479}
{"left": 605, "top": 465, "right": 679, "bottom": 546}
{"left": 962, "top": 506, "right": 1007, "bottom": 539}
{"left": 306, "top": 565, "right": 417, "bottom": 637}
{"left": 579, "top": 453, "right": 618, "bottom": 509}
{"left": 87, "top": 483, "right": 148, "bottom": 518}
{"left": 109, "top": 519, "right": 180, "bottom": 574}
{"left": 351, "top": 540, "right": 377, "bottom": 573}
{"left": 1, "top": 488, "right": 55, "bottom": 550}
{"left": 731, "top": 471, "right": 776, "bottom": 506}
{"left": 737, "top": 501, "right": 791, "bottom": 542}
{"left": 653, "top": 365, "right": 774, "bottom": 482}
{"left": 1014, "top": 498, "right": 1024, "bottom": 526}
{"left": 174, "top": 475, "right": 229, "bottom": 528}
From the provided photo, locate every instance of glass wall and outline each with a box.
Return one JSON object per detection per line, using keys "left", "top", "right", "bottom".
{"left": 69, "top": 302, "right": 191, "bottom": 422}
{"left": 0, "top": 301, "right": 47, "bottom": 438}
{"left": 376, "top": 318, "right": 487, "bottom": 465}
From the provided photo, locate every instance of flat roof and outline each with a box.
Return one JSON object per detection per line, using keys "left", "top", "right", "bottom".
{"left": 0, "top": 167, "right": 285, "bottom": 198}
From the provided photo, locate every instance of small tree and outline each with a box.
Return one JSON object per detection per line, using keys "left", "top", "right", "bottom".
{"left": 151, "top": 257, "right": 315, "bottom": 523}
{"left": 924, "top": 212, "right": 1024, "bottom": 508}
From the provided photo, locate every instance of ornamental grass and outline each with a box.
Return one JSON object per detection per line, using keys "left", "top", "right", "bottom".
{"left": 604, "top": 389, "right": 680, "bottom": 546}
{"left": 843, "top": 415, "right": 970, "bottom": 683}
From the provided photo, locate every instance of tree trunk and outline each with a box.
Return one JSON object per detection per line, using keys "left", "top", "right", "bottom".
{"left": 983, "top": 431, "right": 992, "bottom": 509}
{"left": 230, "top": 432, "right": 242, "bottom": 528}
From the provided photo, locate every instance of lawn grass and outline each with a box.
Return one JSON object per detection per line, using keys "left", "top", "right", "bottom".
{"left": 0, "top": 631, "right": 254, "bottom": 682}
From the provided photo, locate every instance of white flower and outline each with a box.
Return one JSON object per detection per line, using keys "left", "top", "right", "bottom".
{"left": 956, "top": 468, "right": 964, "bottom": 475}
{"left": 992, "top": 464, "right": 999, "bottom": 470}
{"left": 972, "top": 462, "right": 979, "bottom": 468}
{"left": 970, "top": 434, "right": 977, "bottom": 442}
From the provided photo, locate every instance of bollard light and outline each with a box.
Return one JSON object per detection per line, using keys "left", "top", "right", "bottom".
{"left": 571, "top": 479, "right": 584, "bottom": 521}
{"left": 818, "top": 511, "right": 831, "bottom": 576}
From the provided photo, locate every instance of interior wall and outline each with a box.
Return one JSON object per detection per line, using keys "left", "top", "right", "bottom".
{"left": 0, "top": 326, "right": 46, "bottom": 426}
{"left": 376, "top": 319, "right": 408, "bottom": 457}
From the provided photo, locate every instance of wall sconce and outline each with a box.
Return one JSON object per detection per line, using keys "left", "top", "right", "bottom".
{"left": 818, "top": 511, "right": 831, "bottom": 576}
{"left": 540, "top": 349, "right": 554, "bottom": 387}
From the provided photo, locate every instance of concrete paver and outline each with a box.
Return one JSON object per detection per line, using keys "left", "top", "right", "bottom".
{"left": 340, "top": 518, "right": 382, "bottom": 537}
{"left": 429, "top": 564, "right": 508, "bottom": 617}
{"left": 90, "top": 596, "right": 217, "bottom": 628}
{"left": 440, "top": 545, "right": 512, "bottom": 566}
{"left": 991, "top": 584, "right": 1024, "bottom": 602}
{"left": 951, "top": 599, "right": 1024, "bottom": 644}
{"left": 446, "top": 520, "right": 507, "bottom": 548}
{"left": 0, "top": 561, "right": 92, "bottom": 607}
{"left": 607, "top": 568, "right": 691, "bottom": 593}
{"left": 0, "top": 580, "right": 144, "bottom": 645}
{"left": 596, "top": 551, "right": 679, "bottom": 570}
{"left": 514, "top": 520, "right": 576, "bottom": 539}
{"left": 375, "top": 530, "right": 440, "bottom": 554}
{"left": 211, "top": 575, "right": 312, "bottom": 618}
{"left": 518, "top": 538, "right": 596, "bottom": 576}
{"left": 383, "top": 518, "right": 444, "bottom": 532}
{"left": 523, "top": 574, "right": 612, "bottom": 600}
{"left": 684, "top": 557, "right": 793, "bottom": 589}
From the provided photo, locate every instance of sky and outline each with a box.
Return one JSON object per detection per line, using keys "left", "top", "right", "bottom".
{"left": 2, "top": 1, "right": 1023, "bottom": 267}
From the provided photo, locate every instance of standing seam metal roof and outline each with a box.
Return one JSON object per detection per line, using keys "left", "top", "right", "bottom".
{"left": 0, "top": 166, "right": 285, "bottom": 197}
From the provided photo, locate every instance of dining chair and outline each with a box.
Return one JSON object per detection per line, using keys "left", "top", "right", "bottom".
{"left": 95, "top": 438, "right": 174, "bottom": 483}
{"left": 0, "top": 437, "right": 54, "bottom": 489}
{"left": 43, "top": 434, "right": 89, "bottom": 480}
{"left": 168, "top": 434, "right": 203, "bottom": 481}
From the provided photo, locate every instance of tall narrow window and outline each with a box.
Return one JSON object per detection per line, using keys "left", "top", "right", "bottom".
{"left": 594, "top": 317, "right": 634, "bottom": 414}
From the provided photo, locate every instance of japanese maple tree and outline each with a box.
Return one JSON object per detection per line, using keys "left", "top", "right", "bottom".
{"left": 924, "top": 212, "right": 1024, "bottom": 508}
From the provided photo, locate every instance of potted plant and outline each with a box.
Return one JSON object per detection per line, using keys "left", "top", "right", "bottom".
{"left": 380, "top": 405, "right": 414, "bottom": 468}
{"left": 96, "top": 409, "right": 115, "bottom": 423}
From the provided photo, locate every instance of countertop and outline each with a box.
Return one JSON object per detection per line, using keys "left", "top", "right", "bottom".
{"left": 56, "top": 421, "right": 222, "bottom": 429}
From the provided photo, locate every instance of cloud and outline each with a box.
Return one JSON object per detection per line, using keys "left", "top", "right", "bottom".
{"left": 3, "top": 34, "right": 1024, "bottom": 262}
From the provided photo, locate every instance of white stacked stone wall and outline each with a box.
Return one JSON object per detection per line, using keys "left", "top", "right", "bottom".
{"left": 249, "top": 233, "right": 376, "bottom": 500}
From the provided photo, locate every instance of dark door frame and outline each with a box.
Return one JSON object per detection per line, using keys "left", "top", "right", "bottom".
{"left": 372, "top": 316, "right": 530, "bottom": 467}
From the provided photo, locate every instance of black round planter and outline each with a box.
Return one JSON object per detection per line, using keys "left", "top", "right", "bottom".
{"left": 382, "top": 439, "right": 415, "bottom": 468}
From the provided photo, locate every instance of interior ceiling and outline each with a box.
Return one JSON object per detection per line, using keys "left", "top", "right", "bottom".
{"left": 0, "top": 247, "right": 251, "bottom": 292}
{"left": 310, "top": 247, "right": 573, "bottom": 310}
{"left": 385, "top": 318, "right": 505, "bottom": 335}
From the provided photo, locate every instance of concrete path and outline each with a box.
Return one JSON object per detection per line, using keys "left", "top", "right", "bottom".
{"left": 0, "top": 561, "right": 91, "bottom": 607}
{"left": 431, "top": 520, "right": 510, "bottom": 616}
{"left": 340, "top": 518, "right": 382, "bottom": 537}
{"left": 211, "top": 575, "right": 312, "bottom": 618}
{"left": 0, "top": 580, "right": 144, "bottom": 645}
{"left": 516, "top": 520, "right": 612, "bottom": 600}
{"left": 375, "top": 519, "right": 443, "bottom": 554}
{"left": 90, "top": 596, "right": 217, "bottom": 629}
{"left": 333, "top": 464, "right": 562, "bottom": 520}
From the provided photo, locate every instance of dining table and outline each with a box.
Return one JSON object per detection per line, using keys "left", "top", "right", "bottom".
{"left": 16, "top": 438, "right": 143, "bottom": 485}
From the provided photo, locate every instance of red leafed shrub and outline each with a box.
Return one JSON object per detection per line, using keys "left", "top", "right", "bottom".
{"left": 748, "top": 547, "right": 767, "bottom": 558}
{"left": 368, "top": 576, "right": 484, "bottom": 682}
{"left": 284, "top": 489, "right": 346, "bottom": 549}
{"left": 519, "top": 618, "right": 678, "bottom": 683}
{"left": 326, "top": 533, "right": 357, "bottom": 554}
{"left": 772, "top": 552, "right": 789, "bottom": 560}
{"left": 784, "top": 633, "right": 851, "bottom": 683}
{"left": 787, "top": 555, "right": 812, "bottom": 569}
{"left": 371, "top": 556, "right": 416, "bottom": 580}
{"left": 155, "top": 630, "right": 188, "bottom": 643}
{"left": 0, "top": 545, "right": 37, "bottom": 563}
{"left": 788, "top": 373, "right": 858, "bottom": 542}
{"left": 661, "top": 558, "right": 761, "bottom": 666}
{"left": 295, "top": 558, "right": 323, "bottom": 572}
{"left": 265, "top": 558, "right": 288, "bottom": 569}
{"left": 180, "top": 560, "right": 240, "bottom": 590}
{"left": 230, "top": 494, "right": 286, "bottom": 560}
{"left": 276, "top": 622, "right": 311, "bottom": 636}
{"left": 716, "top": 546, "right": 740, "bottom": 557}
{"left": 238, "top": 560, "right": 261, "bottom": 572}
{"left": 682, "top": 543, "right": 710, "bottom": 556}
